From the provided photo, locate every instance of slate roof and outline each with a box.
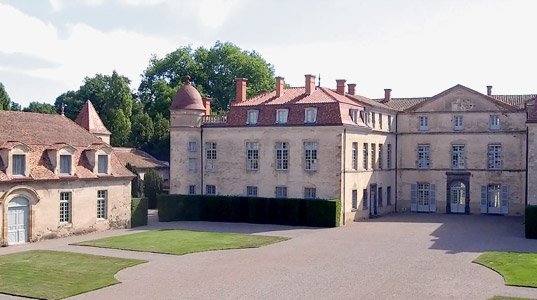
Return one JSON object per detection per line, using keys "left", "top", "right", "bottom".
{"left": 491, "top": 95, "right": 537, "bottom": 109}
{"left": 113, "top": 147, "right": 169, "bottom": 169}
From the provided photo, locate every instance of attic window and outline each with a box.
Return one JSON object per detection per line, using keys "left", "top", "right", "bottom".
{"left": 350, "top": 109, "right": 359, "bottom": 124}
{"left": 276, "top": 109, "right": 288, "bottom": 124}
{"left": 304, "top": 108, "right": 317, "bottom": 123}
{"left": 98, "top": 155, "right": 108, "bottom": 174}
{"left": 59, "top": 154, "right": 72, "bottom": 175}
{"left": 247, "top": 110, "right": 259, "bottom": 125}
{"left": 12, "top": 154, "right": 26, "bottom": 176}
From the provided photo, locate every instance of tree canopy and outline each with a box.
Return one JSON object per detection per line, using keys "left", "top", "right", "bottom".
{"left": 0, "top": 82, "right": 11, "bottom": 110}
{"left": 23, "top": 102, "right": 57, "bottom": 114}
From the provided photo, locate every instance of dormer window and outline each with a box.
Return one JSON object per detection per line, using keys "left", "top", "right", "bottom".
{"left": 304, "top": 107, "right": 317, "bottom": 123}
{"left": 350, "top": 109, "right": 359, "bottom": 124}
{"left": 12, "top": 154, "right": 26, "bottom": 176}
{"left": 98, "top": 155, "right": 108, "bottom": 174}
{"left": 276, "top": 109, "right": 288, "bottom": 124}
{"left": 59, "top": 154, "right": 72, "bottom": 175}
{"left": 247, "top": 110, "right": 259, "bottom": 125}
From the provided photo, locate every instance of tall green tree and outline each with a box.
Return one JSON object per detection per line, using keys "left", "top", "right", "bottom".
{"left": 130, "top": 112, "right": 154, "bottom": 148}
{"left": 143, "top": 168, "right": 162, "bottom": 209}
{"left": 23, "top": 102, "right": 57, "bottom": 114}
{"left": 0, "top": 82, "right": 11, "bottom": 110}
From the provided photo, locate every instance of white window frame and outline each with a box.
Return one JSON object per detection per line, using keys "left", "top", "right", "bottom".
{"left": 417, "top": 183, "right": 431, "bottom": 206}
{"left": 488, "top": 144, "right": 502, "bottom": 170}
{"left": 352, "top": 189, "right": 358, "bottom": 209}
{"left": 188, "top": 141, "right": 197, "bottom": 152}
{"left": 247, "top": 186, "right": 258, "bottom": 197}
{"left": 417, "top": 144, "right": 430, "bottom": 169}
{"left": 490, "top": 115, "right": 500, "bottom": 130}
{"left": 97, "top": 190, "right": 107, "bottom": 219}
{"left": 419, "top": 116, "right": 429, "bottom": 131}
{"left": 363, "top": 143, "right": 369, "bottom": 170}
{"left": 206, "top": 184, "right": 216, "bottom": 195}
{"left": 276, "top": 109, "right": 289, "bottom": 124}
{"left": 304, "top": 187, "right": 316, "bottom": 199}
{"left": 247, "top": 110, "right": 259, "bottom": 125}
{"left": 275, "top": 186, "right": 287, "bottom": 198}
{"left": 451, "top": 144, "right": 465, "bottom": 169}
{"left": 12, "top": 154, "right": 26, "bottom": 176}
{"left": 97, "top": 154, "right": 108, "bottom": 174}
{"left": 378, "top": 144, "right": 383, "bottom": 169}
{"left": 275, "top": 142, "right": 289, "bottom": 170}
{"left": 453, "top": 115, "right": 464, "bottom": 131}
{"left": 388, "top": 115, "right": 393, "bottom": 132}
{"left": 246, "top": 142, "right": 259, "bottom": 171}
{"left": 371, "top": 112, "right": 376, "bottom": 128}
{"left": 379, "top": 113, "right": 383, "bottom": 129}
{"left": 371, "top": 143, "right": 376, "bottom": 169}
{"left": 387, "top": 143, "right": 392, "bottom": 169}
{"left": 304, "top": 107, "right": 317, "bottom": 124}
{"left": 350, "top": 109, "right": 359, "bottom": 124}
{"left": 205, "top": 142, "right": 217, "bottom": 170}
{"left": 487, "top": 184, "right": 501, "bottom": 208}
{"left": 304, "top": 141, "right": 318, "bottom": 171}
{"left": 60, "top": 191, "right": 72, "bottom": 224}
{"left": 188, "top": 185, "right": 196, "bottom": 195}
{"left": 351, "top": 142, "right": 358, "bottom": 170}
{"left": 59, "top": 154, "right": 72, "bottom": 175}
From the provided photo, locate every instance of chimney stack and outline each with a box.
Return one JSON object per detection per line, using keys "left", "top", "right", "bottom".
{"left": 235, "top": 78, "right": 247, "bottom": 103}
{"left": 276, "top": 76, "right": 285, "bottom": 97}
{"left": 203, "top": 98, "right": 211, "bottom": 116}
{"left": 336, "top": 79, "right": 346, "bottom": 95}
{"left": 487, "top": 85, "right": 493, "bottom": 96}
{"left": 384, "top": 88, "right": 392, "bottom": 103}
{"left": 348, "top": 83, "right": 356, "bottom": 96}
{"left": 305, "top": 74, "right": 316, "bottom": 95}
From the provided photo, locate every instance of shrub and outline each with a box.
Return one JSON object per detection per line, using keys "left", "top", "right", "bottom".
{"left": 131, "top": 198, "right": 148, "bottom": 227}
{"left": 525, "top": 206, "right": 537, "bottom": 239}
{"left": 126, "top": 163, "right": 143, "bottom": 198}
{"left": 143, "top": 169, "right": 162, "bottom": 209}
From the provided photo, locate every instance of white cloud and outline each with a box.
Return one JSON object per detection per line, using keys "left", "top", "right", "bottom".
{"left": 118, "top": 0, "right": 166, "bottom": 6}
{"left": 199, "top": 0, "right": 240, "bottom": 29}
{"left": 49, "top": 0, "right": 62, "bottom": 11}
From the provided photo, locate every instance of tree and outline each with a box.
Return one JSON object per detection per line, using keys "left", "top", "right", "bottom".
{"left": 143, "top": 169, "right": 162, "bottom": 209}
{"left": 23, "top": 102, "right": 57, "bottom": 114}
{"left": 0, "top": 82, "right": 10, "bottom": 110}
{"left": 54, "top": 90, "right": 83, "bottom": 120}
{"left": 10, "top": 102, "right": 21, "bottom": 111}
{"left": 130, "top": 112, "right": 154, "bottom": 148}
{"left": 126, "top": 163, "right": 143, "bottom": 198}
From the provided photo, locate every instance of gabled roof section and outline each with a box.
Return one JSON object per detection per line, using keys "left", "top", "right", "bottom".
{"left": 113, "top": 147, "right": 169, "bottom": 169}
{"left": 379, "top": 98, "right": 429, "bottom": 111}
{"left": 346, "top": 94, "right": 397, "bottom": 112}
{"left": 75, "top": 100, "right": 111, "bottom": 135}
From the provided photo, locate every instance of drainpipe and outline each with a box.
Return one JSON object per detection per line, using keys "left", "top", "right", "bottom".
{"left": 200, "top": 126, "right": 204, "bottom": 195}
{"left": 342, "top": 128, "right": 347, "bottom": 225}
{"left": 394, "top": 113, "right": 398, "bottom": 212}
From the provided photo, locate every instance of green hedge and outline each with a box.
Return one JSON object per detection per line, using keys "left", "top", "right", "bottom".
{"left": 131, "top": 198, "right": 148, "bottom": 228}
{"left": 158, "top": 194, "right": 341, "bottom": 227}
{"left": 525, "top": 206, "right": 537, "bottom": 239}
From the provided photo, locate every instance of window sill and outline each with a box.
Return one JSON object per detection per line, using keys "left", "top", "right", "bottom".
{"left": 97, "top": 218, "right": 107, "bottom": 222}
{"left": 59, "top": 222, "right": 72, "bottom": 227}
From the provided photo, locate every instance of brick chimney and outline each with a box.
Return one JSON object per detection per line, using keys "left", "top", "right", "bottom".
{"left": 487, "top": 85, "right": 493, "bottom": 96}
{"left": 384, "top": 88, "right": 392, "bottom": 103}
{"left": 348, "top": 83, "right": 356, "bottom": 95}
{"left": 203, "top": 98, "right": 211, "bottom": 116}
{"left": 276, "top": 76, "right": 285, "bottom": 97}
{"left": 336, "top": 79, "right": 346, "bottom": 95}
{"left": 235, "top": 78, "right": 247, "bottom": 103}
{"left": 305, "top": 74, "right": 316, "bottom": 95}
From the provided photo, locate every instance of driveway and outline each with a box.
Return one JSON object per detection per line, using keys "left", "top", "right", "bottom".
{"left": 1, "top": 213, "right": 537, "bottom": 300}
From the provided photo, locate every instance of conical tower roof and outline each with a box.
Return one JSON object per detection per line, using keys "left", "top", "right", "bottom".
{"left": 170, "top": 75, "right": 206, "bottom": 111}
{"left": 74, "top": 100, "right": 111, "bottom": 135}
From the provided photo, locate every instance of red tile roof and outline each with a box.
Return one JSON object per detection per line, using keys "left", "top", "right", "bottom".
{"left": 75, "top": 100, "right": 111, "bottom": 135}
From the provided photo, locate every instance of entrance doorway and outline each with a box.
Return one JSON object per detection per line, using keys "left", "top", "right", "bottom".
{"left": 7, "top": 197, "right": 29, "bottom": 245}
{"left": 450, "top": 182, "right": 466, "bottom": 213}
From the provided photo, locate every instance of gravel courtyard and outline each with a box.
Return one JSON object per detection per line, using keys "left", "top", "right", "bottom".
{"left": 1, "top": 212, "right": 537, "bottom": 300}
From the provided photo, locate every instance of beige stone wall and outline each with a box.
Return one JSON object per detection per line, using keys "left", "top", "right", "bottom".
{"left": 527, "top": 123, "right": 537, "bottom": 206}
{"left": 0, "top": 179, "right": 131, "bottom": 243}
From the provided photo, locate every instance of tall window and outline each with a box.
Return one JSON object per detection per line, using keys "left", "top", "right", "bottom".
{"left": 188, "top": 141, "right": 197, "bottom": 152}
{"left": 363, "top": 143, "right": 369, "bottom": 170}
{"left": 453, "top": 115, "right": 464, "bottom": 131}
{"left": 304, "top": 142, "right": 318, "bottom": 171}
{"left": 304, "top": 187, "right": 316, "bottom": 199}
{"left": 489, "top": 115, "right": 500, "bottom": 130}
{"left": 206, "top": 185, "right": 216, "bottom": 195}
{"left": 387, "top": 144, "right": 392, "bottom": 169}
{"left": 452, "top": 145, "right": 465, "bottom": 169}
{"left": 419, "top": 116, "right": 428, "bottom": 131}
{"left": 350, "top": 109, "right": 359, "bottom": 124}
{"left": 352, "top": 189, "right": 358, "bottom": 209}
{"left": 387, "top": 186, "right": 392, "bottom": 206}
{"left": 188, "top": 185, "right": 196, "bottom": 195}
{"left": 275, "top": 186, "right": 287, "bottom": 198}
{"left": 276, "top": 109, "right": 289, "bottom": 124}
{"left": 246, "top": 142, "right": 259, "bottom": 171}
{"left": 417, "top": 144, "right": 430, "bottom": 169}
{"left": 247, "top": 110, "right": 259, "bottom": 125}
{"left": 351, "top": 142, "right": 358, "bottom": 170}
{"left": 98, "top": 155, "right": 108, "bottom": 174}
{"left": 487, "top": 184, "right": 501, "bottom": 208}
{"left": 379, "top": 113, "right": 383, "bottom": 129}
{"left": 371, "top": 144, "right": 376, "bottom": 169}
{"left": 97, "top": 190, "right": 107, "bottom": 219}
{"left": 388, "top": 115, "right": 393, "bottom": 131}
{"left": 362, "top": 189, "right": 368, "bottom": 210}
{"left": 206, "top": 142, "right": 217, "bottom": 170}
{"left": 378, "top": 144, "right": 383, "bottom": 169}
{"left": 188, "top": 158, "right": 197, "bottom": 172}
{"left": 59, "top": 192, "right": 72, "bottom": 223}
{"left": 247, "top": 186, "right": 258, "bottom": 197}
{"left": 417, "top": 183, "right": 430, "bottom": 206}
{"left": 371, "top": 112, "right": 376, "bottom": 128}
{"left": 60, "top": 154, "right": 72, "bottom": 175}
{"left": 488, "top": 144, "right": 502, "bottom": 170}
{"left": 12, "top": 154, "right": 26, "bottom": 176}
{"left": 378, "top": 187, "right": 383, "bottom": 207}
{"left": 304, "top": 108, "right": 317, "bottom": 123}
{"left": 275, "top": 142, "right": 289, "bottom": 170}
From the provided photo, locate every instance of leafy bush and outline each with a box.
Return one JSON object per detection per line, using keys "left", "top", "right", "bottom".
{"left": 157, "top": 194, "right": 341, "bottom": 227}
{"left": 131, "top": 198, "right": 148, "bottom": 227}
{"left": 525, "top": 206, "right": 537, "bottom": 239}
{"left": 143, "top": 169, "right": 162, "bottom": 209}
{"left": 126, "top": 163, "right": 143, "bottom": 198}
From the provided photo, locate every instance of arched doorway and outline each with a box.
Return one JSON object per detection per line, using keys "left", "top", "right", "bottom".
{"left": 7, "top": 197, "right": 29, "bottom": 245}
{"left": 450, "top": 182, "right": 466, "bottom": 214}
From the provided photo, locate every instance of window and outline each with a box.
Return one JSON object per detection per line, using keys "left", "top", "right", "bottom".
{"left": 351, "top": 142, "right": 358, "bottom": 170}
{"left": 487, "top": 184, "right": 501, "bottom": 209}
{"left": 453, "top": 115, "right": 464, "bottom": 131}
{"left": 452, "top": 145, "right": 465, "bottom": 169}
{"left": 12, "top": 154, "right": 25, "bottom": 176}
{"left": 188, "top": 141, "right": 197, "bottom": 152}
{"left": 417, "top": 144, "right": 430, "bottom": 169}
{"left": 371, "top": 112, "right": 376, "bottom": 128}
{"left": 304, "top": 141, "right": 318, "bottom": 171}
{"left": 206, "top": 185, "right": 216, "bottom": 195}
{"left": 206, "top": 142, "right": 217, "bottom": 170}
{"left": 490, "top": 115, "right": 500, "bottom": 130}
{"left": 417, "top": 183, "right": 430, "bottom": 206}
{"left": 379, "top": 113, "right": 383, "bottom": 129}
{"left": 97, "top": 190, "right": 107, "bottom": 219}
{"left": 275, "top": 186, "right": 287, "bottom": 198}
{"left": 371, "top": 144, "right": 376, "bottom": 169}
{"left": 246, "top": 142, "right": 259, "bottom": 171}
{"left": 188, "top": 158, "right": 197, "bottom": 172}
{"left": 362, "top": 189, "right": 368, "bottom": 210}
{"left": 387, "top": 144, "right": 392, "bottom": 169}
{"left": 247, "top": 186, "right": 258, "bottom": 197}
{"left": 363, "top": 143, "right": 369, "bottom": 170}
{"left": 188, "top": 185, "right": 196, "bottom": 195}
{"left": 361, "top": 111, "right": 369, "bottom": 124}
{"left": 378, "top": 144, "right": 383, "bottom": 169}
{"left": 352, "top": 189, "right": 358, "bottom": 209}
{"left": 388, "top": 115, "right": 393, "bottom": 131}
{"left": 275, "top": 142, "right": 289, "bottom": 170}
{"left": 419, "top": 116, "right": 428, "bottom": 131}
{"left": 387, "top": 186, "right": 392, "bottom": 206}
{"left": 350, "top": 109, "right": 359, "bottom": 123}
{"left": 98, "top": 155, "right": 108, "bottom": 174}
{"left": 276, "top": 109, "right": 289, "bottom": 124}
{"left": 59, "top": 192, "right": 71, "bottom": 223}
{"left": 304, "top": 108, "right": 317, "bottom": 123}
{"left": 304, "top": 187, "right": 316, "bottom": 199}
{"left": 488, "top": 144, "right": 502, "bottom": 170}
{"left": 59, "top": 154, "right": 72, "bottom": 175}
{"left": 378, "top": 187, "right": 383, "bottom": 207}
{"left": 247, "top": 110, "right": 259, "bottom": 125}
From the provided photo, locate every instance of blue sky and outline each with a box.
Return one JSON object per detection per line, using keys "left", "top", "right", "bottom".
{"left": 1, "top": 0, "right": 536, "bottom": 106}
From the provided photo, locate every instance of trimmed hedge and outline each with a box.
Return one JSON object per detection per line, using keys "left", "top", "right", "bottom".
{"left": 158, "top": 194, "right": 341, "bottom": 227}
{"left": 525, "top": 206, "right": 537, "bottom": 239}
{"left": 131, "top": 197, "right": 148, "bottom": 228}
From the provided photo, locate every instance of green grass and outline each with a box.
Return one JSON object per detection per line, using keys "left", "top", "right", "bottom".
{"left": 474, "top": 251, "right": 537, "bottom": 288}
{"left": 489, "top": 297, "right": 534, "bottom": 300}
{"left": 74, "top": 229, "right": 289, "bottom": 255}
{"left": 0, "top": 250, "right": 145, "bottom": 299}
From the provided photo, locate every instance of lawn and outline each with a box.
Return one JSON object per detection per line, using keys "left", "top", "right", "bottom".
{"left": 474, "top": 251, "right": 537, "bottom": 288}
{"left": 0, "top": 250, "right": 145, "bottom": 299}
{"left": 74, "top": 229, "right": 289, "bottom": 255}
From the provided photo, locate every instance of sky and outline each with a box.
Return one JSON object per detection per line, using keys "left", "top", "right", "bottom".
{"left": 0, "top": 0, "right": 536, "bottom": 107}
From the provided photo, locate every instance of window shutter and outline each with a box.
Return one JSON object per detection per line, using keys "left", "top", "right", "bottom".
{"left": 411, "top": 184, "right": 417, "bottom": 212}
{"left": 480, "top": 185, "right": 488, "bottom": 214}
{"left": 501, "top": 185, "right": 509, "bottom": 214}
{"left": 429, "top": 184, "right": 436, "bottom": 212}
